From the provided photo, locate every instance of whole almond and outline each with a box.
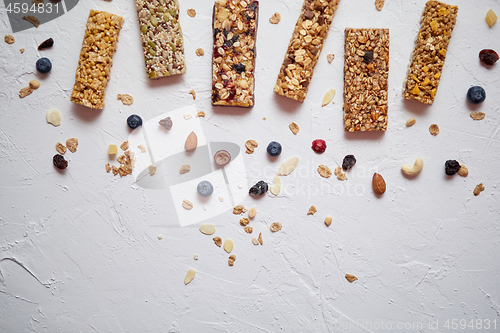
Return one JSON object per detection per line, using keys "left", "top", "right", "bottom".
{"left": 372, "top": 173, "right": 386, "bottom": 195}
{"left": 184, "top": 131, "right": 198, "bottom": 152}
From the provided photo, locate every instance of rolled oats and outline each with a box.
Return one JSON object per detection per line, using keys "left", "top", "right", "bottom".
{"left": 46, "top": 109, "right": 61, "bottom": 126}
{"left": 327, "top": 54, "right": 335, "bottom": 63}
{"left": 199, "top": 223, "right": 216, "bottom": 235}
{"left": 228, "top": 254, "right": 236, "bottom": 266}
{"left": 270, "top": 222, "right": 282, "bottom": 232}
{"left": 457, "top": 165, "right": 468, "bottom": 177}
{"left": 29, "top": 80, "right": 40, "bottom": 90}
{"left": 324, "top": 216, "right": 332, "bottom": 227}
{"left": 307, "top": 205, "right": 317, "bottom": 215}
{"left": 187, "top": 8, "right": 196, "bottom": 18}
{"left": 196, "top": 111, "right": 205, "bottom": 118}
{"left": 182, "top": 199, "right": 193, "bottom": 210}
{"left": 23, "top": 15, "right": 40, "bottom": 28}
{"left": 195, "top": 48, "right": 204, "bottom": 56}
{"left": 318, "top": 165, "right": 332, "bottom": 178}
{"left": 429, "top": 124, "right": 439, "bottom": 136}
{"left": 248, "top": 207, "right": 257, "bottom": 218}
{"left": 55, "top": 142, "right": 67, "bottom": 154}
{"left": 245, "top": 140, "right": 258, "bottom": 154}
{"left": 470, "top": 111, "right": 485, "bottom": 120}
{"left": 105, "top": 163, "right": 111, "bottom": 173}
{"left": 120, "top": 141, "right": 129, "bottom": 151}
{"left": 19, "top": 87, "right": 33, "bottom": 98}
{"left": 252, "top": 238, "right": 259, "bottom": 245}
{"left": 213, "top": 236, "right": 222, "bottom": 247}
{"left": 334, "top": 166, "right": 348, "bottom": 180}
{"left": 289, "top": 122, "right": 300, "bottom": 134}
{"left": 117, "top": 94, "right": 133, "bottom": 105}
{"left": 244, "top": 226, "right": 253, "bottom": 233}
{"left": 138, "top": 145, "right": 146, "bottom": 153}
{"left": 66, "top": 138, "right": 79, "bottom": 153}
{"left": 258, "top": 232, "right": 263, "bottom": 245}
{"left": 269, "top": 12, "right": 281, "bottom": 24}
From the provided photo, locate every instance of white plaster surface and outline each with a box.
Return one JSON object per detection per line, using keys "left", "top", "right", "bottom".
{"left": 1, "top": 0, "right": 500, "bottom": 332}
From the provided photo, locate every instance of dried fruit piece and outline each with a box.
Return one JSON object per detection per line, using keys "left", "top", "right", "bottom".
{"left": 445, "top": 160, "right": 461, "bottom": 176}
{"left": 479, "top": 49, "right": 499, "bottom": 66}
{"left": 486, "top": 9, "right": 498, "bottom": 27}
{"left": 277, "top": 156, "right": 299, "bottom": 176}
{"left": 311, "top": 139, "right": 327, "bottom": 153}
{"left": 342, "top": 155, "right": 357, "bottom": 171}
{"left": 182, "top": 199, "right": 193, "bottom": 210}
{"left": 117, "top": 94, "right": 133, "bottom": 105}
{"left": 270, "top": 222, "right": 282, "bottom": 232}
{"left": 458, "top": 165, "right": 468, "bottom": 177}
{"left": 55, "top": 142, "right": 66, "bottom": 154}
{"left": 38, "top": 38, "right": 54, "bottom": 50}
{"left": 245, "top": 140, "right": 258, "bottom": 154}
{"left": 406, "top": 118, "right": 416, "bottom": 127}
{"left": 270, "top": 176, "right": 281, "bottom": 195}
{"left": 158, "top": 117, "right": 173, "bottom": 130}
{"left": 213, "top": 236, "right": 222, "bottom": 247}
{"left": 187, "top": 8, "right": 196, "bottom": 18}
{"left": 307, "top": 205, "right": 317, "bottom": 215}
{"left": 239, "top": 218, "right": 250, "bottom": 226}
{"left": 375, "top": 0, "right": 384, "bottom": 11}
{"left": 195, "top": 48, "right": 204, "bottom": 56}
{"left": 249, "top": 181, "right": 268, "bottom": 196}
{"left": 53, "top": 154, "right": 68, "bottom": 169}
{"left": 66, "top": 138, "right": 78, "bottom": 153}
{"left": 324, "top": 216, "right": 332, "bottom": 227}
{"left": 258, "top": 232, "right": 263, "bottom": 245}
{"left": 289, "top": 122, "right": 299, "bottom": 134}
{"left": 223, "top": 238, "right": 234, "bottom": 253}
{"left": 474, "top": 183, "right": 485, "bottom": 196}
{"left": 179, "top": 164, "right": 191, "bottom": 174}
{"left": 322, "top": 89, "right": 336, "bottom": 106}
{"left": 233, "top": 205, "right": 246, "bottom": 214}
{"left": 185, "top": 132, "right": 198, "bottom": 152}
{"left": 149, "top": 165, "right": 157, "bottom": 175}
{"left": 184, "top": 268, "right": 195, "bottom": 285}
{"left": 327, "top": 54, "right": 335, "bottom": 63}
{"left": 334, "top": 167, "right": 348, "bottom": 181}
{"left": 470, "top": 111, "right": 485, "bottom": 121}
{"left": 317, "top": 165, "right": 332, "bottom": 178}
{"left": 372, "top": 173, "right": 386, "bottom": 195}
{"left": 199, "top": 223, "right": 216, "bottom": 235}
{"left": 19, "top": 87, "right": 33, "bottom": 98}
{"left": 214, "top": 150, "right": 231, "bottom": 166}
{"left": 269, "top": 12, "right": 281, "bottom": 24}
{"left": 345, "top": 274, "right": 358, "bottom": 283}
{"left": 429, "top": 124, "right": 439, "bottom": 136}
{"left": 189, "top": 90, "right": 196, "bottom": 100}
{"left": 4, "top": 35, "right": 15, "bottom": 44}
{"left": 29, "top": 80, "right": 40, "bottom": 90}
{"left": 244, "top": 226, "right": 253, "bottom": 234}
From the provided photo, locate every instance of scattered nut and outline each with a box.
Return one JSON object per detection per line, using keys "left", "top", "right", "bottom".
{"left": 105, "top": 163, "right": 111, "bottom": 173}
{"left": 117, "top": 94, "right": 133, "bottom": 105}
{"left": 322, "top": 89, "right": 336, "bottom": 106}
{"left": 269, "top": 12, "right": 281, "bottom": 24}
{"left": 248, "top": 207, "right": 257, "bottom": 219}
{"left": 180, "top": 164, "right": 191, "bottom": 174}
{"left": 473, "top": 183, "right": 485, "bottom": 196}
{"left": 213, "top": 236, "right": 222, "bottom": 247}
{"left": 228, "top": 254, "right": 236, "bottom": 266}
{"left": 239, "top": 218, "right": 250, "bottom": 226}
{"left": 429, "top": 124, "right": 440, "bottom": 136}
{"left": 185, "top": 132, "right": 198, "bottom": 152}
{"left": 223, "top": 238, "right": 234, "bottom": 253}
{"left": 317, "top": 165, "right": 332, "bottom": 178}
{"left": 270, "top": 222, "right": 282, "bottom": 232}
{"left": 244, "top": 226, "right": 253, "bottom": 234}
{"left": 277, "top": 156, "right": 300, "bottom": 176}
{"left": 375, "top": 0, "right": 385, "bottom": 11}
{"left": 372, "top": 173, "right": 386, "bottom": 195}
{"left": 199, "top": 223, "right": 216, "bottom": 235}
{"left": 233, "top": 205, "right": 246, "bottom": 214}
{"left": 187, "top": 8, "right": 196, "bottom": 18}
{"left": 401, "top": 157, "right": 424, "bottom": 176}
{"left": 334, "top": 167, "right": 348, "bottom": 181}
{"left": 55, "top": 142, "right": 66, "bottom": 154}
{"left": 195, "top": 48, "right": 204, "bottom": 56}
{"left": 194, "top": 254, "right": 198, "bottom": 260}
{"left": 66, "top": 138, "right": 78, "bottom": 153}
{"left": 252, "top": 238, "right": 259, "bottom": 245}
{"left": 324, "top": 216, "right": 332, "bottom": 227}
{"left": 189, "top": 90, "right": 196, "bottom": 100}
{"left": 46, "top": 108, "right": 61, "bottom": 126}
{"left": 245, "top": 140, "right": 258, "bottom": 154}
{"left": 182, "top": 199, "right": 193, "bottom": 210}
{"left": 4, "top": 35, "right": 15, "bottom": 44}
{"left": 196, "top": 111, "right": 205, "bottom": 118}
{"left": 184, "top": 268, "right": 195, "bottom": 285}
{"left": 470, "top": 112, "right": 485, "bottom": 121}
{"left": 406, "top": 118, "right": 416, "bottom": 127}
{"left": 258, "top": 232, "right": 263, "bottom": 245}
{"left": 270, "top": 176, "right": 281, "bottom": 195}
{"left": 289, "top": 122, "right": 299, "bottom": 134}
{"left": 19, "top": 87, "right": 33, "bottom": 98}
{"left": 345, "top": 274, "right": 358, "bottom": 283}
{"left": 457, "top": 165, "right": 468, "bottom": 177}
{"left": 29, "top": 80, "right": 40, "bottom": 90}
{"left": 120, "top": 141, "right": 129, "bottom": 151}
{"left": 307, "top": 205, "right": 317, "bottom": 215}
{"left": 327, "top": 54, "right": 335, "bottom": 63}
{"left": 148, "top": 165, "right": 157, "bottom": 175}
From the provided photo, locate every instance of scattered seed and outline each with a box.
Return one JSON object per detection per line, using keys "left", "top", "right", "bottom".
{"left": 159, "top": 117, "right": 173, "bottom": 130}
{"left": 66, "top": 138, "right": 78, "bottom": 153}
{"left": 194, "top": 254, "right": 198, "bottom": 260}
{"left": 470, "top": 112, "right": 485, "bottom": 121}
{"left": 183, "top": 114, "right": 192, "bottom": 120}
{"left": 105, "top": 163, "right": 111, "bottom": 173}
{"left": 345, "top": 274, "right": 358, "bottom": 283}
{"left": 184, "top": 268, "right": 195, "bottom": 285}
{"left": 23, "top": 15, "right": 40, "bottom": 28}
{"left": 29, "top": 80, "right": 40, "bottom": 90}
{"left": 179, "top": 164, "right": 191, "bottom": 174}
{"left": 269, "top": 12, "right": 281, "bottom": 24}
{"left": 252, "top": 238, "right": 259, "bottom": 245}
{"left": 55, "top": 142, "right": 66, "bottom": 154}
{"left": 429, "top": 124, "right": 439, "bottom": 136}
{"left": 270, "top": 175, "right": 281, "bottom": 195}
{"left": 248, "top": 207, "right": 257, "bottom": 219}
{"left": 406, "top": 118, "right": 416, "bottom": 127}
{"left": 307, "top": 205, "right": 317, "bottom": 215}
{"left": 270, "top": 222, "right": 282, "bottom": 232}
{"left": 228, "top": 254, "right": 236, "bottom": 266}
{"left": 317, "top": 165, "right": 332, "bottom": 178}
{"left": 157, "top": 235, "right": 163, "bottom": 240}
{"left": 213, "top": 236, "right": 222, "bottom": 247}
{"left": 182, "top": 199, "right": 193, "bottom": 210}
{"left": 473, "top": 183, "right": 485, "bottom": 196}
{"left": 148, "top": 165, "right": 156, "bottom": 175}
{"left": 197, "top": 111, "right": 205, "bottom": 118}
{"left": 324, "top": 216, "right": 332, "bottom": 227}
{"left": 120, "top": 141, "right": 129, "bottom": 151}
{"left": 223, "top": 238, "right": 234, "bottom": 253}
{"left": 289, "top": 122, "right": 299, "bottom": 134}
{"left": 199, "top": 223, "right": 216, "bottom": 235}
{"left": 20, "top": 49, "right": 25, "bottom": 53}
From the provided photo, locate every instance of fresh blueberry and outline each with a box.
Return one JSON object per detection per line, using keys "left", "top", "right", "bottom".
{"left": 127, "top": 114, "right": 143, "bottom": 129}
{"left": 197, "top": 180, "right": 214, "bottom": 197}
{"left": 466, "top": 86, "right": 486, "bottom": 104}
{"left": 36, "top": 57, "right": 52, "bottom": 74}
{"left": 249, "top": 181, "right": 268, "bottom": 196}
{"left": 267, "top": 141, "right": 282, "bottom": 156}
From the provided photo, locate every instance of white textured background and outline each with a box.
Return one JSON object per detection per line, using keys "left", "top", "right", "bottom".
{"left": 1, "top": 0, "right": 499, "bottom": 332}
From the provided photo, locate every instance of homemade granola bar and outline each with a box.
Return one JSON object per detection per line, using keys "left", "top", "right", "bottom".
{"left": 273, "top": 0, "right": 340, "bottom": 102}
{"left": 70, "top": 10, "right": 124, "bottom": 109}
{"left": 403, "top": 1, "right": 458, "bottom": 104}
{"left": 212, "top": 0, "right": 259, "bottom": 107}
{"left": 136, "top": 0, "right": 186, "bottom": 79}
{"left": 343, "top": 28, "right": 389, "bottom": 132}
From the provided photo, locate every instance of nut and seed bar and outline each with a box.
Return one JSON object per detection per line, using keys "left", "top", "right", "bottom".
{"left": 343, "top": 28, "right": 389, "bottom": 132}
{"left": 136, "top": 0, "right": 186, "bottom": 79}
{"left": 212, "top": 0, "right": 259, "bottom": 107}
{"left": 273, "top": 0, "right": 340, "bottom": 102}
{"left": 403, "top": 1, "right": 458, "bottom": 104}
{"left": 70, "top": 10, "right": 124, "bottom": 109}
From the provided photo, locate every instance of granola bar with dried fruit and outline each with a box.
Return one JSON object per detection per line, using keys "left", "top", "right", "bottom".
{"left": 136, "top": 0, "right": 186, "bottom": 79}
{"left": 212, "top": 0, "right": 259, "bottom": 107}
{"left": 273, "top": 0, "right": 341, "bottom": 102}
{"left": 343, "top": 28, "right": 389, "bottom": 132}
{"left": 70, "top": 10, "right": 124, "bottom": 109}
{"left": 403, "top": 1, "right": 458, "bottom": 104}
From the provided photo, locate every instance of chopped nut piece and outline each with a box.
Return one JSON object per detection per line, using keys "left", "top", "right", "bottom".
{"left": 56, "top": 142, "right": 67, "bottom": 154}
{"left": 277, "top": 156, "right": 300, "bottom": 176}
{"left": 258, "top": 232, "right": 263, "bottom": 245}
{"left": 184, "top": 268, "right": 195, "bottom": 285}
{"left": 120, "top": 141, "right": 129, "bottom": 151}
{"left": 4, "top": 35, "right": 15, "bottom": 44}
{"left": 196, "top": 111, "right": 205, "bottom": 118}
{"left": 138, "top": 145, "right": 146, "bottom": 153}
{"left": 194, "top": 254, "right": 198, "bottom": 260}
{"left": 406, "top": 118, "right": 416, "bottom": 127}
{"left": 270, "top": 176, "right": 281, "bottom": 196}
{"left": 289, "top": 122, "right": 300, "bottom": 135}
{"left": 429, "top": 124, "right": 439, "bottom": 136}
{"left": 269, "top": 12, "right": 281, "bottom": 24}
{"left": 117, "top": 94, "right": 133, "bottom": 105}
{"left": 23, "top": 15, "right": 40, "bottom": 27}
{"left": 248, "top": 207, "right": 257, "bottom": 219}
{"left": 334, "top": 167, "right": 347, "bottom": 181}
{"left": 189, "top": 90, "right": 196, "bottom": 100}
{"left": 29, "top": 80, "right": 40, "bottom": 90}
{"left": 322, "top": 89, "right": 336, "bottom": 106}
{"left": 245, "top": 140, "right": 258, "bottom": 154}
{"left": 470, "top": 112, "right": 485, "bottom": 121}
{"left": 19, "top": 87, "right": 33, "bottom": 98}
{"left": 223, "top": 238, "right": 234, "bottom": 253}
{"left": 105, "top": 163, "right": 111, "bottom": 173}
{"left": 182, "top": 199, "right": 193, "bottom": 210}
{"left": 345, "top": 274, "right": 358, "bottom": 283}
{"left": 185, "top": 132, "right": 197, "bottom": 152}
{"left": 213, "top": 236, "right": 222, "bottom": 247}
{"left": 307, "top": 205, "right": 317, "bottom": 215}
{"left": 270, "top": 222, "right": 282, "bottom": 232}
{"left": 473, "top": 183, "right": 484, "bottom": 196}
{"left": 187, "top": 8, "right": 196, "bottom": 18}
{"left": 233, "top": 205, "right": 246, "bottom": 214}
{"left": 324, "top": 216, "right": 332, "bottom": 227}
{"left": 199, "top": 223, "right": 216, "bottom": 235}
{"left": 317, "top": 165, "right": 332, "bottom": 178}
{"left": 179, "top": 164, "right": 191, "bottom": 174}
{"left": 20, "top": 49, "right": 25, "bottom": 53}
{"left": 244, "top": 226, "right": 253, "bottom": 234}
{"left": 457, "top": 165, "right": 468, "bottom": 177}
{"left": 240, "top": 218, "right": 250, "bottom": 226}
{"left": 148, "top": 165, "right": 157, "bottom": 175}
{"left": 195, "top": 48, "right": 204, "bottom": 56}
{"left": 327, "top": 54, "right": 335, "bottom": 63}
{"left": 66, "top": 138, "right": 78, "bottom": 153}
{"left": 375, "top": 0, "right": 385, "bottom": 11}
{"left": 228, "top": 254, "right": 236, "bottom": 266}
{"left": 252, "top": 238, "right": 259, "bottom": 245}
{"left": 46, "top": 109, "right": 61, "bottom": 126}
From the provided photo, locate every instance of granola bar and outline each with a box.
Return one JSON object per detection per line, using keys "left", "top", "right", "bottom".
{"left": 212, "top": 0, "right": 259, "bottom": 107}
{"left": 273, "top": 0, "right": 340, "bottom": 102}
{"left": 403, "top": 1, "right": 458, "bottom": 104}
{"left": 70, "top": 10, "right": 124, "bottom": 109}
{"left": 136, "top": 0, "right": 186, "bottom": 79}
{"left": 343, "top": 28, "right": 389, "bottom": 132}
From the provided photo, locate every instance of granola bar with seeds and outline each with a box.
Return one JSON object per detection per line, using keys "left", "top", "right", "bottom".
{"left": 70, "top": 10, "right": 124, "bottom": 109}
{"left": 273, "top": 0, "right": 341, "bottom": 102}
{"left": 136, "top": 0, "right": 186, "bottom": 79}
{"left": 403, "top": 1, "right": 458, "bottom": 104}
{"left": 343, "top": 28, "right": 389, "bottom": 132}
{"left": 212, "top": 0, "right": 259, "bottom": 107}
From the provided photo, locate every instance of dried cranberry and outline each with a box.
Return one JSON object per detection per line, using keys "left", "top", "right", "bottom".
{"left": 249, "top": 181, "right": 268, "bottom": 196}
{"left": 311, "top": 139, "right": 327, "bottom": 154}
{"left": 445, "top": 160, "right": 460, "bottom": 176}
{"left": 53, "top": 154, "right": 68, "bottom": 169}
{"left": 342, "top": 155, "right": 357, "bottom": 170}
{"left": 233, "top": 63, "right": 245, "bottom": 74}
{"left": 363, "top": 51, "right": 374, "bottom": 64}
{"left": 479, "top": 49, "right": 499, "bottom": 66}
{"left": 38, "top": 38, "right": 54, "bottom": 50}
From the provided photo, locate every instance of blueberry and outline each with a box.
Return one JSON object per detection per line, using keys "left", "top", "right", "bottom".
{"left": 197, "top": 180, "right": 214, "bottom": 197}
{"left": 466, "top": 86, "right": 486, "bottom": 104}
{"left": 36, "top": 57, "right": 52, "bottom": 74}
{"left": 127, "top": 114, "right": 143, "bottom": 129}
{"left": 233, "top": 63, "right": 245, "bottom": 74}
{"left": 249, "top": 181, "right": 268, "bottom": 196}
{"left": 267, "top": 141, "right": 282, "bottom": 156}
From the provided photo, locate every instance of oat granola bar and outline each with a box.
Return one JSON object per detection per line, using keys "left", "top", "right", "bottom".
{"left": 70, "top": 10, "right": 124, "bottom": 109}
{"left": 136, "top": 0, "right": 186, "bottom": 79}
{"left": 212, "top": 0, "right": 259, "bottom": 107}
{"left": 273, "top": 0, "right": 340, "bottom": 102}
{"left": 403, "top": 1, "right": 458, "bottom": 104}
{"left": 343, "top": 28, "right": 389, "bottom": 132}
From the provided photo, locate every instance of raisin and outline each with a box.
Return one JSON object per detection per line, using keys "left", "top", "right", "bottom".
{"left": 249, "top": 181, "right": 268, "bottom": 196}
{"left": 214, "top": 28, "right": 220, "bottom": 38}
{"left": 231, "top": 35, "right": 239, "bottom": 43}
{"left": 363, "top": 51, "right": 374, "bottom": 64}
{"left": 445, "top": 160, "right": 461, "bottom": 176}
{"left": 53, "top": 154, "right": 68, "bottom": 169}
{"left": 38, "top": 38, "right": 54, "bottom": 50}
{"left": 479, "top": 49, "right": 499, "bottom": 66}
{"left": 342, "top": 155, "right": 357, "bottom": 170}
{"left": 233, "top": 63, "right": 245, "bottom": 74}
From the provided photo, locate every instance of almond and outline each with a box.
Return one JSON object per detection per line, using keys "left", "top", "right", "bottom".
{"left": 372, "top": 173, "right": 386, "bottom": 195}
{"left": 184, "top": 131, "right": 198, "bottom": 152}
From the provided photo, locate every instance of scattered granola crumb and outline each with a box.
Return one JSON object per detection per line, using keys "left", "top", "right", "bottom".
{"left": 270, "top": 222, "right": 282, "bottom": 232}
{"left": 55, "top": 142, "right": 67, "bottom": 154}
{"left": 195, "top": 48, "right": 204, "bottom": 56}
{"left": 105, "top": 163, "right": 111, "bottom": 173}
{"left": 183, "top": 114, "right": 192, "bottom": 120}
{"left": 138, "top": 145, "right": 146, "bottom": 153}
{"left": 470, "top": 111, "right": 485, "bottom": 121}
{"left": 218, "top": 196, "right": 224, "bottom": 202}
{"left": 117, "top": 94, "right": 133, "bottom": 105}
{"left": 179, "top": 164, "right": 191, "bottom": 174}
{"left": 66, "top": 138, "right": 79, "bottom": 153}
{"left": 252, "top": 238, "right": 259, "bottom": 245}
{"left": 228, "top": 254, "right": 236, "bottom": 266}
{"left": 213, "top": 236, "right": 222, "bottom": 247}
{"left": 375, "top": 0, "right": 385, "bottom": 11}
{"left": 457, "top": 165, "right": 468, "bottom": 177}
{"left": 187, "top": 8, "right": 196, "bottom": 18}
{"left": 23, "top": 15, "right": 40, "bottom": 28}
{"left": 334, "top": 167, "right": 348, "bottom": 181}
{"left": 262, "top": 117, "right": 266, "bottom": 120}
{"left": 157, "top": 235, "right": 163, "bottom": 240}
{"left": 120, "top": 141, "right": 129, "bottom": 151}
{"left": 307, "top": 205, "right": 317, "bottom": 215}
{"left": 324, "top": 216, "right": 332, "bottom": 227}
{"left": 182, "top": 199, "right": 193, "bottom": 210}
{"left": 269, "top": 12, "right": 281, "bottom": 24}
{"left": 233, "top": 205, "right": 246, "bottom": 214}
{"left": 248, "top": 207, "right": 256, "bottom": 219}
{"left": 318, "top": 165, "right": 332, "bottom": 178}
{"left": 112, "top": 165, "right": 119, "bottom": 176}
{"left": 429, "top": 124, "right": 440, "bottom": 136}
{"left": 327, "top": 54, "right": 335, "bottom": 63}
{"left": 244, "top": 226, "right": 253, "bottom": 233}
{"left": 20, "top": 49, "right": 25, "bottom": 53}
{"left": 196, "top": 111, "right": 205, "bottom": 118}
{"left": 189, "top": 90, "right": 196, "bottom": 100}
{"left": 245, "top": 140, "right": 258, "bottom": 154}
{"left": 406, "top": 118, "right": 416, "bottom": 127}
{"left": 29, "top": 80, "right": 40, "bottom": 89}
{"left": 149, "top": 165, "right": 157, "bottom": 175}
{"left": 473, "top": 183, "right": 485, "bottom": 196}
{"left": 194, "top": 254, "right": 199, "bottom": 260}
{"left": 258, "top": 232, "right": 263, "bottom": 245}
{"left": 19, "top": 87, "right": 33, "bottom": 98}
{"left": 289, "top": 122, "right": 299, "bottom": 135}
{"left": 345, "top": 274, "right": 358, "bottom": 283}
{"left": 4, "top": 35, "right": 15, "bottom": 44}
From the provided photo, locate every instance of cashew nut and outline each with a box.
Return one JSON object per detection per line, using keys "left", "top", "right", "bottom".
{"left": 401, "top": 157, "right": 424, "bottom": 176}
